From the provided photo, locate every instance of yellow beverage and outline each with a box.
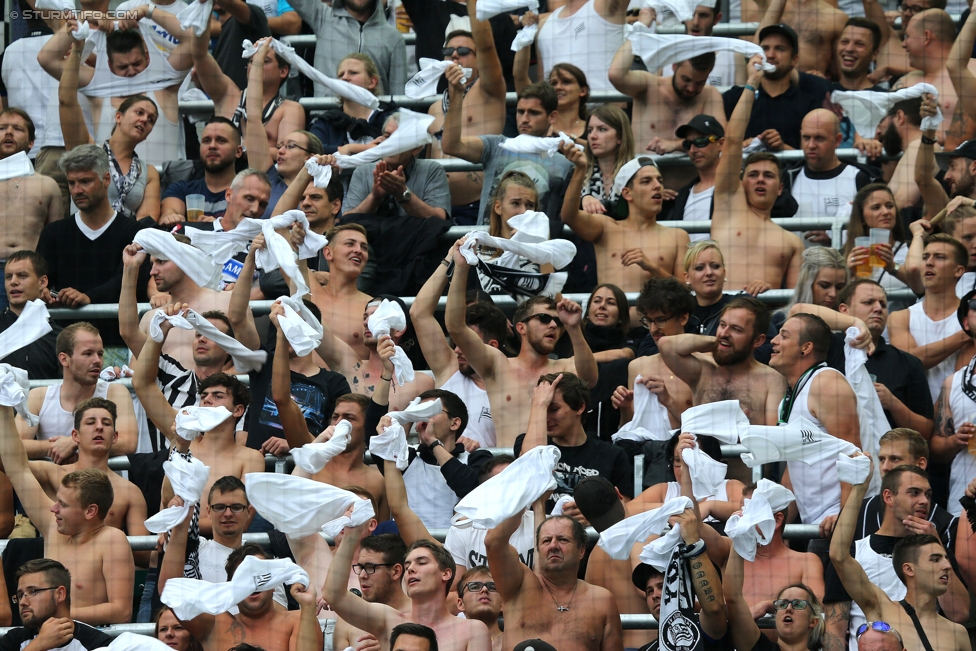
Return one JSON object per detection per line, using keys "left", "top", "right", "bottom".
{"left": 856, "top": 261, "right": 872, "bottom": 278}
{"left": 869, "top": 244, "right": 884, "bottom": 268}
{"left": 969, "top": 434, "right": 976, "bottom": 456}
{"left": 186, "top": 209, "right": 203, "bottom": 222}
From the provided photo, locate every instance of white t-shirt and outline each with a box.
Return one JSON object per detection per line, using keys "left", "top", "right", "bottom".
{"left": 682, "top": 184, "right": 714, "bottom": 242}
{"left": 197, "top": 538, "right": 289, "bottom": 609}
{"left": 662, "top": 49, "right": 738, "bottom": 88}
{"left": 445, "top": 510, "right": 536, "bottom": 570}
{"left": 1, "top": 35, "right": 57, "bottom": 157}
{"left": 117, "top": 0, "right": 189, "bottom": 55}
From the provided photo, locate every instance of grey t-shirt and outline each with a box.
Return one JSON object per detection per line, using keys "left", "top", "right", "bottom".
{"left": 344, "top": 159, "right": 451, "bottom": 218}
{"left": 477, "top": 134, "right": 573, "bottom": 225}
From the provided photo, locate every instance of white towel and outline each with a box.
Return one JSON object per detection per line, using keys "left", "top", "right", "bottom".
{"left": 739, "top": 417, "right": 860, "bottom": 468}
{"left": 405, "top": 59, "right": 473, "bottom": 99}
{"left": 452, "top": 446, "right": 560, "bottom": 529}
{"left": 836, "top": 453, "right": 872, "bottom": 485}
{"left": 290, "top": 420, "right": 352, "bottom": 474}
{"left": 724, "top": 492, "right": 775, "bottom": 562}
{"left": 550, "top": 494, "right": 575, "bottom": 516}
{"left": 460, "top": 228, "right": 577, "bottom": 271}
{"left": 388, "top": 397, "right": 443, "bottom": 424}
{"left": 367, "top": 300, "right": 414, "bottom": 385}
{"left": 507, "top": 210, "right": 548, "bottom": 242}
{"left": 681, "top": 444, "right": 727, "bottom": 501}
{"left": 0, "top": 365, "right": 39, "bottom": 427}
{"left": 144, "top": 454, "right": 211, "bottom": 533}
{"left": 133, "top": 229, "right": 223, "bottom": 291}
{"left": 0, "top": 299, "right": 52, "bottom": 361}
{"left": 99, "top": 365, "right": 133, "bottom": 381}
{"left": 94, "top": 632, "right": 176, "bottom": 651}
{"left": 647, "top": 0, "right": 697, "bottom": 21}
{"left": 260, "top": 219, "right": 310, "bottom": 299}
{"left": 680, "top": 400, "right": 749, "bottom": 444}
{"left": 176, "top": 0, "right": 213, "bottom": 36}
{"left": 628, "top": 33, "right": 775, "bottom": 78}
{"left": 476, "top": 0, "right": 538, "bottom": 20}
{"left": 305, "top": 159, "right": 333, "bottom": 189}
{"left": 147, "top": 309, "right": 268, "bottom": 373}
{"left": 0, "top": 152, "right": 33, "bottom": 182}
{"left": 333, "top": 109, "right": 435, "bottom": 169}
{"left": 844, "top": 326, "right": 884, "bottom": 496}
{"left": 246, "top": 472, "right": 363, "bottom": 536}
{"left": 320, "top": 498, "right": 376, "bottom": 538}
{"left": 753, "top": 478, "right": 795, "bottom": 512}
{"left": 612, "top": 375, "right": 673, "bottom": 443}
{"left": 35, "top": 0, "right": 91, "bottom": 43}
{"left": 368, "top": 421, "right": 411, "bottom": 471}
{"left": 830, "top": 83, "right": 942, "bottom": 137}
{"left": 277, "top": 297, "right": 324, "bottom": 357}
{"left": 511, "top": 24, "right": 538, "bottom": 51}
{"left": 498, "top": 132, "right": 582, "bottom": 158}
{"left": 174, "top": 406, "right": 233, "bottom": 441}
{"left": 161, "top": 555, "right": 309, "bottom": 620}
{"left": 598, "top": 496, "right": 692, "bottom": 560}
{"left": 242, "top": 39, "right": 379, "bottom": 109}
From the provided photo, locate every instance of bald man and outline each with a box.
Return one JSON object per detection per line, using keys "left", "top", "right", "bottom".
{"left": 894, "top": 9, "right": 959, "bottom": 144}
{"left": 783, "top": 108, "right": 882, "bottom": 244}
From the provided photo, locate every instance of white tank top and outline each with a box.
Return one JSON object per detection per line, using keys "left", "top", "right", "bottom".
{"left": 37, "top": 380, "right": 110, "bottom": 441}
{"left": 947, "top": 368, "right": 976, "bottom": 516}
{"left": 439, "top": 371, "right": 496, "bottom": 448}
{"left": 908, "top": 302, "right": 962, "bottom": 403}
{"left": 92, "top": 93, "right": 184, "bottom": 169}
{"left": 535, "top": 0, "right": 625, "bottom": 92}
{"left": 847, "top": 536, "right": 906, "bottom": 651}
{"left": 785, "top": 366, "right": 843, "bottom": 525}
{"left": 403, "top": 450, "right": 470, "bottom": 530}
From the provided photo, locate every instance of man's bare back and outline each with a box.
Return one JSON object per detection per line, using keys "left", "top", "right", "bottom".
{"left": 501, "top": 577, "right": 619, "bottom": 651}
{"left": 138, "top": 290, "right": 234, "bottom": 369}
{"left": 0, "top": 174, "right": 61, "bottom": 257}
{"left": 312, "top": 283, "right": 371, "bottom": 360}
{"left": 592, "top": 220, "right": 689, "bottom": 292}
{"left": 781, "top": 0, "right": 847, "bottom": 75}
{"left": 743, "top": 546, "right": 824, "bottom": 609}
{"left": 711, "top": 198, "right": 803, "bottom": 289}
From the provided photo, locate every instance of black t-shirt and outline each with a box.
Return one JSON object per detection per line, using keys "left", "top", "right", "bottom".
{"left": 824, "top": 534, "right": 901, "bottom": 603}
{"left": 212, "top": 5, "right": 270, "bottom": 90}
{"left": 749, "top": 634, "right": 783, "bottom": 651}
{"left": 637, "top": 618, "right": 735, "bottom": 651}
{"left": 0, "top": 309, "right": 61, "bottom": 379}
{"left": 854, "top": 494, "right": 956, "bottom": 547}
{"left": 722, "top": 74, "right": 827, "bottom": 150}
{"left": 0, "top": 622, "right": 113, "bottom": 651}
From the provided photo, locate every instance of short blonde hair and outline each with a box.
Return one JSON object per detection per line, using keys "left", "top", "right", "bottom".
{"left": 683, "top": 240, "right": 724, "bottom": 273}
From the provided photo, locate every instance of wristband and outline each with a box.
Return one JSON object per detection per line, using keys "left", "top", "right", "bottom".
{"left": 381, "top": 374, "right": 392, "bottom": 381}
{"left": 678, "top": 539, "right": 706, "bottom": 559}
{"left": 743, "top": 84, "right": 756, "bottom": 93}
{"left": 147, "top": 3, "right": 155, "bottom": 18}
{"left": 440, "top": 259, "right": 451, "bottom": 268}
{"left": 921, "top": 135, "right": 937, "bottom": 145}
{"left": 428, "top": 439, "right": 444, "bottom": 450}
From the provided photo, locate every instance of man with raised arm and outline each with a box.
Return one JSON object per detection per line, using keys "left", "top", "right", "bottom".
{"left": 0, "top": 251, "right": 61, "bottom": 380}
{"left": 894, "top": 9, "right": 959, "bottom": 144}
{"left": 0, "top": 405, "right": 133, "bottom": 625}
{"left": 711, "top": 56, "right": 803, "bottom": 293}
{"left": 560, "top": 149, "right": 689, "bottom": 293}
{"left": 829, "top": 458, "right": 970, "bottom": 651}
{"left": 324, "top": 521, "right": 491, "bottom": 651}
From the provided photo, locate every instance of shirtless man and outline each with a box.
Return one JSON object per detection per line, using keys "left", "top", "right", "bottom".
{"left": 485, "top": 514, "right": 623, "bottom": 651}
{"left": 876, "top": 98, "right": 925, "bottom": 212}
{"left": 608, "top": 44, "right": 726, "bottom": 190}
{"left": 325, "top": 525, "right": 491, "bottom": 651}
{"left": 711, "top": 56, "right": 803, "bottom": 291}
{"left": 759, "top": 0, "right": 848, "bottom": 76}
{"left": 445, "top": 247, "right": 598, "bottom": 447}
{"left": 17, "top": 323, "right": 137, "bottom": 462}
{"left": 560, "top": 152, "right": 690, "bottom": 293}
{"left": 830, "top": 459, "right": 971, "bottom": 651}
{"left": 0, "top": 405, "right": 133, "bottom": 625}
{"left": 132, "top": 305, "right": 265, "bottom": 534}
{"left": 455, "top": 567, "right": 503, "bottom": 651}
{"left": 0, "top": 109, "right": 61, "bottom": 281}
{"left": 308, "top": 224, "right": 372, "bottom": 360}
{"left": 895, "top": 9, "right": 958, "bottom": 144}
{"left": 178, "top": 544, "right": 323, "bottom": 651}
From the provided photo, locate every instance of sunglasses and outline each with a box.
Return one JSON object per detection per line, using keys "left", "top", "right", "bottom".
{"left": 773, "top": 599, "right": 809, "bottom": 611}
{"left": 522, "top": 313, "right": 564, "bottom": 328}
{"left": 856, "top": 622, "right": 903, "bottom": 645}
{"left": 682, "top": 135, "right": 719, "bottom": 150}
{"left": 443, "top": 47, "right": 475, "bottom": 57}
{"left": 460, "top": 581, "right": 497, "bottom": 596}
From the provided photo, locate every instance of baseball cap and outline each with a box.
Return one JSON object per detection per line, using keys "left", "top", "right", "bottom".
{"left": 935, "top": 140, "right": 976, "bottom": 171}
{"left": 758, "top": 23, "right": 799, "bottom": 54}
{"left": 611, "top": 156, "right": 659, "bottom": 200}
{"left": 676, "top": 114, "right": 725, "bottom": 139}
{"left": 632, "top": 562, "right": 663, "bottom": 592}
{"left": 573, "top": 476, "right": 625, "bottom": 532}
{"left": 513, "top": 640, "right": 557, "bottom": 651}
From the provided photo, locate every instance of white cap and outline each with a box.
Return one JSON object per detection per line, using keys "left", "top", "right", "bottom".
{"left": 612, "top": 156, "right": 659, "bottom": 199}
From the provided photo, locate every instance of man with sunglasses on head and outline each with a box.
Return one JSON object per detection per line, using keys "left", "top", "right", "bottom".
{"left": 857, "top": 623, "right": 908, "bottom": 651}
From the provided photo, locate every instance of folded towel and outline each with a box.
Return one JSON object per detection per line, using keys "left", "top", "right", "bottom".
{"left": 499, "top": 132, "right": 582, "bottom": 158}
{"left": 145, "top": 454, "right": 211, "bottom": 533}
{"left": 134, "top": 229, "right": 223, "bottom": 291}
{"left": 460, "top": 228, "right": 577, "bottom": 270}
{"left": 174, "top": 406, "right": 234, "bottom": 441}
{"left": 628, "top": 32, "right": 774, "bottom": 77}
{"left": 333, "top": 109, "right": 435, "bottom": 169}
{"left": 405, "top": 59, "right": 473, "bottom": 99}
{"left": 290, "top": 420, "right": 352, "bottom": 474}
{"left": 0, "top": 152, "right": 33, "bottom": 181}
{"left": 148, "top": 309, "right": 268, "bottom": 372}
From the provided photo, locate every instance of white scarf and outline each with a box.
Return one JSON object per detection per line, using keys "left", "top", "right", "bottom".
{"left": 830, "top": 83, "right": 943, "bottom": 136}
{"left": 367, "top": 300, "right": 415, "bottom": 385}
{"left": 679, "top": 400, "right": 749, "bottom": 444}
{"left": 174, "top": 406, "right": 234, "bottom": 441}
{"left": 133, "top": 229, "right": 223, "bottom": 291}
{"left": 246, "top": 472, "right": 366, "bottom": 536}
{"left": 290, "top": 420, "right": 352, "bottom": 474}
{"left": 739, "top": 416, "right": 860, "bottom": 467}
{"left": 333, "top": 109, "right": 435, "bottom": 169}
{"left": 276, "top": 296, "right": 324, "bottom": 357}
{"left": 405, "top": 59, "right": 472, "bottom": 99}
{"left": 843, "top": 326, "right": 885, "bottom": 496}
{"left": 498, "top": 132, "right": 581, "bottom": 158}
{"left": 144, "top": 454, "right": 210, "bottom": 533}
{"left": 724, "top": 492, "right": 775, "bottom": 562}
{"left": 148, "top": 309, "right": 268, "bottom": 372}
{"left": 305, "top": 158, "right": 334, "bottom": 188}
{"left": 0, "top": 152, "right": 34, "bottom": 182}
{"left": 628, "top": 30, "right": 775, "bottom": 77}
{"left": 460, "top": 224, "right": 577, "bottom": 270}
{"left": 599, "top": 496, "right": 692, "bottom": 560}
{"left": 511, "top": 24, "right": 538, "bottom": 51}
{"left": 367, "top": 419, "right": 411, "bottom": 471}
{"left": 320, "top": 498, "right": 375, "bottom": 538}
{"left": 612, "top": 375, "right": 673, "bottom": 443}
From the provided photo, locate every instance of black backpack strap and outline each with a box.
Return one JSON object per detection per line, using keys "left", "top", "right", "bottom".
{"left": 899, "top": 599, "right": 936, "bottom": 651}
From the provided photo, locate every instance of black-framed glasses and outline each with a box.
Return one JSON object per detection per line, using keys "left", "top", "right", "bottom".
{"left": 773, "top": 599, "right": 810, "bottom": 611}
{"left": 856, "top": 622, "right": 903, "bottom": 644}
{"left": 277, "top": 142, "right": 311, "bottom": 153}
{"left": 640, "top": 315, "right": 673, "bottom": 329}
{"left": 900, "top": 2, "right": 925, "bottom": 14}
{"left": 443, "top": 46, "right": 475, "bottom": 57}
{"left": 682, "top": 135, "right": 719, "bottom": 150}
{"left": 460, "top": 581, "right": 497, "bottom": 596}
{"left": 12, "top": 587, "right": 57, "bottom": 604}
{"left": 352, "top": 562, "right": 395, "bottom": 576}
{"left": 522, "top": 313, "right": 564, "bottom": 328}
{"left": 210, "top": 503, "right": 248, "bottom": 513}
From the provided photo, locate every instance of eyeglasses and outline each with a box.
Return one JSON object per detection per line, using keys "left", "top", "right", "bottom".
{"left": 521, "top": 313, "right": 564, "bottom": 328}
{"left": 640, "top": 315, "right": 673, "bottom": 329}
{"left": 773, "top": 599, "right": 810, "bottom": 611}
{"left": 277, "top": 142, "right": 311, "bottom": 153}
{"left": 210, "top": 503, "right": 248, "bottom": 513}
{"left": 12, "top": 587, "right": 57, "bottom": 604}
{"left": 856, "top": 622, "right": 903, "bottom": 645}
{"left": 900, "top": 2, "right": 926, "bottom": 14}
{"left": 460, "top": 581, "right": 497, "bottom": 596}
{"left": 443, "top": 46, "right": 475, "bottom": 57}
{"left": 682, "top": 135, "right": 719, "bottom": 150}
{"left": 352, "top": 562, "right": 395, "bottom": 576}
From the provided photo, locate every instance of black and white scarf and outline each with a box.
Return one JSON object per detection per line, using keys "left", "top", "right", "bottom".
{"left": 231, "top": 89, "right": 285, "bottom": 129}
{"left": 475, "top": 260, "right": 556, "bottom": 303}
{"left": 962, "top": 354, "right": 976, "bottom": 403}
{"left": 104, "top": 143, "right": 142, "bottom": 217}
{"left": 659, "top": 543, "right": 707, "bottom": 651}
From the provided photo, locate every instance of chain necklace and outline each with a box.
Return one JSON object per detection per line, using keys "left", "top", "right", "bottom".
{"left": 542, "top": 578, "right": 578, "bottom": 613}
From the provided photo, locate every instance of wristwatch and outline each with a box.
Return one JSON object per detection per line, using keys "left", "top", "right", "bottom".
{"left": 428, "top": 439, "right": 444, "bottom": 450}
{"left": 397, "top": 189, "right": 412, "bottom": 204}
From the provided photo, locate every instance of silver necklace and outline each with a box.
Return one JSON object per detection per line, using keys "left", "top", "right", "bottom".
{"left": 542, "top": 578, "right": 578, "bottom": 612}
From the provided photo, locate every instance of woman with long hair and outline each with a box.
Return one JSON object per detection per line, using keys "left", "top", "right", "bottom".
{"left": 514, "top": 46, "right": 589, "bottom": 140}
{"left": 155, "top": 605, "right": 203, "bottom": 651}
{"left": 581, "top": 105, "right": 635, "bottom": 215}
{"left": 843, "top": 183, "right": 911, "bottom": 308}
{"left": 582, "top": 283, "right": 635, "bottom": 362}
{"left": 774, "top": 247, "right": 849, "bottom": 331}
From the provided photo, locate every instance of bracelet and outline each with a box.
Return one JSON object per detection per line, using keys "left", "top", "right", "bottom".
{"left": 678, "top": 539, "right": 707, "bottom": 559}
{"left": 440, "top": 259, "right": 451, "bottom": 268}
{"left": 742, "top": 84, "right": 756, "bottom": 93}
{"left": 921, "top": 135, "right": 937, "bottom": 145}
{"left": 381, "top": 374, "right": 392, "bottom": 381}
{"left": 147, "top": 3, "right": 155, "bottom": 18}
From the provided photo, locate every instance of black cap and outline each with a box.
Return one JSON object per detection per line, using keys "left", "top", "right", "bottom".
{"left": 632, "top": 562, "right": 664, "bottom": 592}
{"left": 513, "top": 640, "right": 557, "bottom": 651}
{"left": 676, "top": 114, "right": 725, "bottom": 139}
{"left": 935, "top": 140, "right": 976, "bottom": 171}
{"left": 758, "top": 23, "right": 799, "bottom": 54}
{"left": 573, "top": 476, "right": 625, "bottom": 533}
{"left": 958, "top": 288, "right": 976, "bottom": 330}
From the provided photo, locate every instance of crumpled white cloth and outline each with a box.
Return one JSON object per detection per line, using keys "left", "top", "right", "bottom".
{"left": 0, "top": 151, "right": 33, "bottom": 182}
{"left": 511, "top": 24, "right": 538, "bottom": 51}
{"left": 499, "top": 132, "right": 582, "bottom": 158}
{"left": 452, "top": 445, "right": 560, "bottom": 529}
{"left": 99, "top": 365, "right": 133, "bottom": 381}
{"left": 831, "top": 83, "right": 942, "bottom": 136}
{"left": 389, "top": 397, "right": 443, "bottom": 424}
{"left": 0, "top": 365, "right": 38, "bottom": 427}
{"left": 739, "top": 417, "right": 860, "bottom": 468}
{"left": 305, "top": 158, "right": 334, "bottom": 189}
{"left": 753, "top": 478, "right": 795, "bottom": 512}
{"left": 246, "top": 472, "right": 364, "bottom": 536}
{"left": 369, "top": 420, "right": 411, "bottom": 471}
{"left": 147, "top": 309, "right": 268, "bottom": 373}
{"left": 174, "top": 406, "right": 234, "bottom": 441}
{"left": 647, "top": 0, "right": 697, "bottom": 21}
{"left": 460, "top": 228, "right": 577, "bottom": 270}
{"left": 333, "top": 109, "right": 435, "bottom": 169}
{"left": 844, "top": 326, "right": 884, "bottom": 496}
{"left": 628, "top": 32, "right": 775, "bottom": 77}
{"left": 599, "top": 496, "right": 692, "bottom": 560}
{"left": 177, "top": 0, "right": 213, "bottom": 35}
{"left": 405, "top": 59, "right": 473, "bottom": 99}
{"left": 836, "top": 453, "right": 872, "bottom": 485}
{"left": 367, "top": 300, "right": 415, "bottom": 385}
{"left": 681, "top": 444, "right": 727, "bottom": 501}
{"left": 725, "top": 492, "right": 775, "bottom": 562}
{"left": 476, "top": 0, "right": 538, "bottom": 20}
{"left": 0, "top": 299, "right": 52, "bottom": 362}
{"left": 144, "top": 454, "right": 210, "bottom": 533}
{"left": 612, "top": 375, "right": 672, "bottom": 443}
{"left": 551, "top": 494, "right": 575, "bottom": 515}
{"left": 679, "top": 400, "right": 749, "bottom": 444}
{"left": 94, "top": 632, "right": 175, "bottom": 651}
{"left": 35, "top": 0, "right": 91, "bottom": 42}
{"left": 277, "top": 296, "right": 324, "bottom": 357}
{"left": 320, "top": 498, "right": 376, "bottom": 539}
{"left": 133, "top": 229, "right": 223, "bottom": 291}
{"left": 242, "top": 39, "right": 379, "bottom": 109}
{"left": 290, "top": 420, "right": 352, "bottom": 474}
{"left": 161, "top": 555, "right": 309, "bottom": 620}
